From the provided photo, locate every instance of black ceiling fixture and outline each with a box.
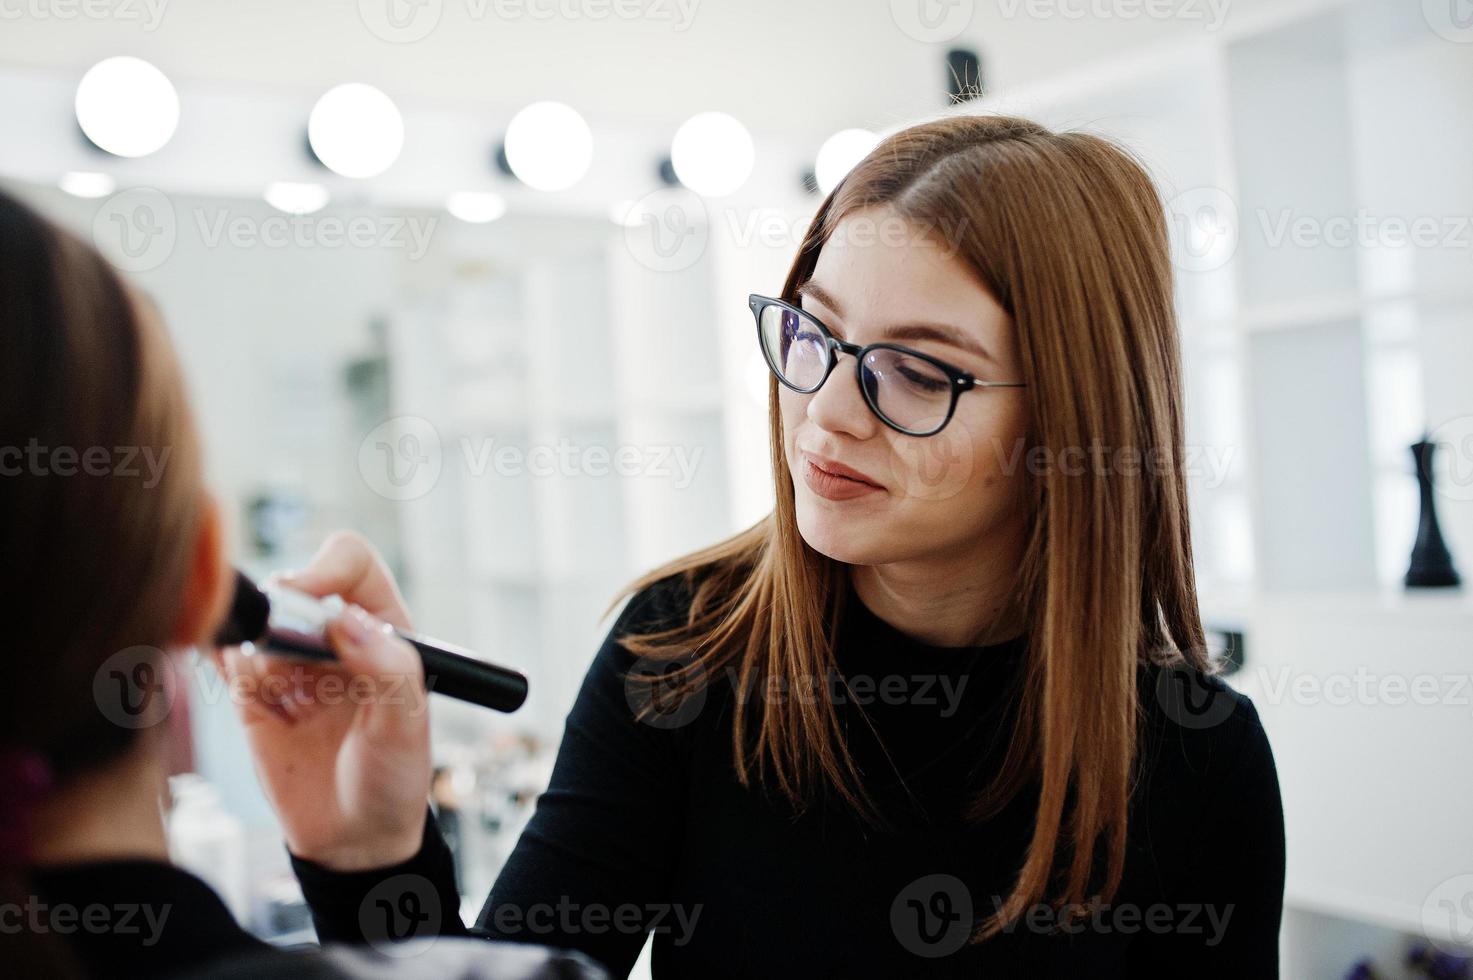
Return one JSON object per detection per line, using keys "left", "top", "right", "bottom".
{"left": 947, "top": 48, "right": 984, "bottom": 103}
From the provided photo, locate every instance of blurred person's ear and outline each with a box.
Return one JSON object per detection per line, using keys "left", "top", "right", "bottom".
{"left": 170, "top": 492, "right": 232, "bottom": 649}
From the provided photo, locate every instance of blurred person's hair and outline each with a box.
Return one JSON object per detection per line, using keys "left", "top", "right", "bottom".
{"left": 0, "top": 190, "right": 206, "bottom": 974}
{"left": 611, "top": 113, "right": 1212, "bottom": 941}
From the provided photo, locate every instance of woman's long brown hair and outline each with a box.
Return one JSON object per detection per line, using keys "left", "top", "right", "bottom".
{"left": 611, "top": 114, "right": 1212, "bottom": 940}
{"left": 0, "top": 191, "right": 205, "bottom": 973}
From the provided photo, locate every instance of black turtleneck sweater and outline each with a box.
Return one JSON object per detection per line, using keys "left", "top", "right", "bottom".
{"left": 292, "top": 573, "right": 1286, "bottom": 979}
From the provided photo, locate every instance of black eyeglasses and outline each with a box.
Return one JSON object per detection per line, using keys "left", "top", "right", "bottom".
{"left": 748, "top": 293, "right": 1026, "bottom": 437}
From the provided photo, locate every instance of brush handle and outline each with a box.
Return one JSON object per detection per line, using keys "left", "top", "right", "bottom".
{"left": 402, "top": 631, "right": 529, "bottom": 713}
{"left": 246, "top": 580, "right": 529, "bottom": 714}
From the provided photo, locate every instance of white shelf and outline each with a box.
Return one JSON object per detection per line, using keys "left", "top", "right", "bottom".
{"left": 1235, "top": 292, "right": 1367, "bottom": 333}
{"left": 1213, "top": 592, "right": 1473, "bottom": 951}
{"left": 1284, "top": 883, "right": 1441, "bottom": 950}
{"left": 1203, "top": 584, "right": 1473, "bottom": 623}
{"left": 1181, "top": 288, "right": 1473, "bottom": 337}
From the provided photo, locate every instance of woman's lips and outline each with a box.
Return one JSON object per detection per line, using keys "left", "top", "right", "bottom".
{"left": 800, "top": 453, "right": 885, "bottom": 501}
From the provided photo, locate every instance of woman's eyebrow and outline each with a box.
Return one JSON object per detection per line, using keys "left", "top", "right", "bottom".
{"left": 883, "top": 324, "right": 997, "bottom": 365}
{"left": 795, "top": 279, "right": 846, "bottom": 317}
{"left": 796, "top": 279, "right": 997, "bottom": 365}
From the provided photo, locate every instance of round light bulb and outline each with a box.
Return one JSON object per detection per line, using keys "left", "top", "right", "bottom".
{"left": 815, "top": 128, "right": 879, "bottom": 195}
{"left": 503, "top": 101, "right": 593, "bottom": 192}
{"left": 75, "top": 57, "right": 180, "bottom": 158}
{"left": 446, "top": 191, "right": 507, "bottom": 224}
{"left": 670, "top": 112, "right": 754, "bottom": 197}
{"left": 307, "top": 83, "right": 404, "bottom": 179}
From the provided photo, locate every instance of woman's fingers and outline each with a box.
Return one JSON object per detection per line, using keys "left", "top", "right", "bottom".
{"left": 204, "top": 540, "right": 426, "bottom": 734}
{"left": 217, "top": 645, "right": 296, "bottom": 724}
{"left": 277, "top": 530, "right": 413, "bottom": 630}
{"left": 326, "top": 606, "right": 420, "bottom": 677}
{"left": 326, "top": 605, "right": 429, "bottom": 737}
{"left": 216, "top": 643, "right": 354, "bottom": 726}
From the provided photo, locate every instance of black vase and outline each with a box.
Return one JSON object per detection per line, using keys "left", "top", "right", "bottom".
{"left": 1405, "top": 437, "right": 1462, "bottom": 589}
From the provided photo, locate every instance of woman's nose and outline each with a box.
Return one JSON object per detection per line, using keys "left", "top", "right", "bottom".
{"left": 804, "top": 356, "right": 880, "bottom": 440}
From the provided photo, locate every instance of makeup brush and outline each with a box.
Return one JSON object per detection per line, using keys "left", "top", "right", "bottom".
{"left": 214, "top": 569, "right": 528, "bottom": 714}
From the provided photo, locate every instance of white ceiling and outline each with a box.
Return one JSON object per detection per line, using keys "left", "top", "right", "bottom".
{"left": 0, "top": 0, "right": 1306, "bottom": 140}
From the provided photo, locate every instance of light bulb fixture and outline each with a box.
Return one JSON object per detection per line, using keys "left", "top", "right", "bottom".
{"left": 813, "top": 128, "right": 879, "bottom": 196}
{"left": 59, "top": 171, "right": 117, "bottom": 198}
{"left": 75, "top": 57, "right": 180, "bottom": 158}
{"left": 264, "top": 181, "right": 330, "bottom": 215}
{"left": 498, "top": 101, "right": 592, "bottom": 192}
{"left": 307, "top": 83, "right": 404, "bottom": 179}
{"left": 446, "top": 191, "right": 507, "bottom": 224}
{"left": 670, "top": 111, "right": 753, "bottom": 197}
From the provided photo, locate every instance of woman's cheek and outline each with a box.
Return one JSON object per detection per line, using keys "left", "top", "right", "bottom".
{"left": 777, "top": 389, "right": 802, "bottom": 459}
{"left": 882, "top": 416, "right": 978, "bottom": 502}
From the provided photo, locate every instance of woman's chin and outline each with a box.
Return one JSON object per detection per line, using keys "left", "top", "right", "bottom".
{"left": 795, "top": 505, "right": 888, "bottom": 566}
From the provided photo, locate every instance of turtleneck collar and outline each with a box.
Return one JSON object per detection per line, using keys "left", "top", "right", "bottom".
{"left": 835, "top": 575, "right": 1030, "bottom": 681}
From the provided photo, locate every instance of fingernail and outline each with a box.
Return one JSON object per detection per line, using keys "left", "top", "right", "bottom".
{"left": 338, "top": 605, "right": 374, "bottom": 645}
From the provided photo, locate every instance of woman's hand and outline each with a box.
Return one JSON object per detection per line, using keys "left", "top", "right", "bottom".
{"left": 214, "top": 531, "right": 432, "bottom": 871}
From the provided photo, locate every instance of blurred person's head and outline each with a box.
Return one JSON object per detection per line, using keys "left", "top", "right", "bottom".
{"left": 0, "top": 191, "right": 231, "bottom": 970}
{"left": 620, "top": 114, "right": 1208, "bottom": 940}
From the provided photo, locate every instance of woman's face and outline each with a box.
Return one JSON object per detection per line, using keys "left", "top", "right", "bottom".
{"left": 780, "top": 206, "right": 1031, "bottom": 568}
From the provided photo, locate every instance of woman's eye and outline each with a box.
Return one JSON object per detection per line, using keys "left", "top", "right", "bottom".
{"left": 896, "top": 362, "right": 949, "bottom": 393}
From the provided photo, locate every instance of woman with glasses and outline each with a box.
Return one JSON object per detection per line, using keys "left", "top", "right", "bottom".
{"left": 241, "top": 114, "right": 1285, "bottom": 978}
